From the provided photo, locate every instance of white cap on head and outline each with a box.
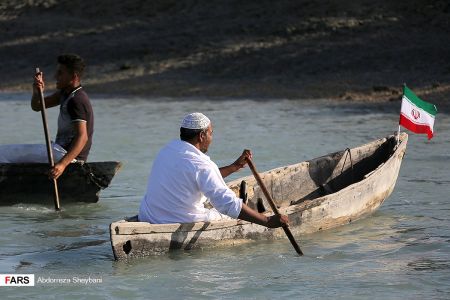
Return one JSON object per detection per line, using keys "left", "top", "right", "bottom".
{"left": 180, "top": 112, "right": 211, "bottom": 130}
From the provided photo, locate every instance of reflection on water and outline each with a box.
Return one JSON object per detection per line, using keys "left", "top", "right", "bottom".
{"left": 0, "top": 94, "right": 449, "bottom": 298}
{"left": 408, "top": 257, "right": 450, "bottom": 271}
{"left": 55, "top": 240, "right": 109, "bottom": 252}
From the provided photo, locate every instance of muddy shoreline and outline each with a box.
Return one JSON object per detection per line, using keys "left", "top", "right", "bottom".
{"left": 0, "top": 1, "right": 449, "bottom": 107}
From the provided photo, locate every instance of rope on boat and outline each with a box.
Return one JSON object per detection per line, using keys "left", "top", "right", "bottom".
{"left": 80, "top": 163, "right": 110, "bottom": 189}
{"left": 341, "top": 148, "right": 354, "bottom": 183}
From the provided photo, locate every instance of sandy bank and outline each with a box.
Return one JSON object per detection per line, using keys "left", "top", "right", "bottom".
{"left": 0, "top": 0, "right": 449, "bottom": 107}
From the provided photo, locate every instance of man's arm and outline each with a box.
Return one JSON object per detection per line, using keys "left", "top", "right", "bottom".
{"left": 31, "top": 71, "right": 60, "bottom": 111}
{"left": 50, "top": 121, "right": 88, "bottom": 179}
{"left": 199, "top": 156, "right": 289, "bottom": 228}
{"left": 238, "top": 203, "right": 289, "bottom": 228}
{"left": 220, "top": 149, "right": 252, "bottom": 178}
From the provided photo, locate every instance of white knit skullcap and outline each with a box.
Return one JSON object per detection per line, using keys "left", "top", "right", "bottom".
{"left": 180, "top": 112, "right": 211, "bottom": 129}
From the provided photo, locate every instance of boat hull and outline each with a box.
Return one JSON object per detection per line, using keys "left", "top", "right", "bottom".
{"left": 0, "top": 161, "right": 122, "bottom": 205}
{"left": 110, "top": 134, "right": 407, "bottom": 260}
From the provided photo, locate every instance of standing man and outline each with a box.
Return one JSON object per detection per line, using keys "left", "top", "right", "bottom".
{"left": 139, "top": 112, "right": 289, "bottom": 228}
{"left": 31, "top": 53, "right": 94, "bottom": 179}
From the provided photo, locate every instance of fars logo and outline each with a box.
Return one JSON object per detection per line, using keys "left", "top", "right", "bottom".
{"left": 0, "top": 274, "right": 35, "bottom": 287}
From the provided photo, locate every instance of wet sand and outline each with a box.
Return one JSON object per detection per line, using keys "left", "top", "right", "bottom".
{"left": 0, "top": 0, "right": 449, "bottom": 107}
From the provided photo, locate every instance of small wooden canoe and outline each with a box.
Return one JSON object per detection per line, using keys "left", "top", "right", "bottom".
{"left": 0, "top": 161, "right": 122, "bottom": 205}
{"left": 110, "top": 133, "right": 407, "bottom": 260}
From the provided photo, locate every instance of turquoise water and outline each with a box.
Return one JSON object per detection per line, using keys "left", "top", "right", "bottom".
{"left": 0, "top": 94, "right": 449, "bottom": 299}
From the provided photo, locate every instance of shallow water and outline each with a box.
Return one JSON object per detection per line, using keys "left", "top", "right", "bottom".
{"left": 0, "top": 93, "right": 449, "bottom": 299}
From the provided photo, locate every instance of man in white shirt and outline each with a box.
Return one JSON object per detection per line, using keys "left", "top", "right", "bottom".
{"left": 139, "top": 112, "right": 288, "bottom": 228}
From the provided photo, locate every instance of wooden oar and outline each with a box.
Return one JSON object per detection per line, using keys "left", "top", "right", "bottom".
{"left": 245, "top": 157, "right": 303, "bottom": 256}
{"left": 36, "top": 68, "right": 61, "bottom": 211}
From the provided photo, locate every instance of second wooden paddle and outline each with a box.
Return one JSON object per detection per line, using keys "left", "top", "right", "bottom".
{"left": 36, "top": 67, "right": 61, "bottom": 211}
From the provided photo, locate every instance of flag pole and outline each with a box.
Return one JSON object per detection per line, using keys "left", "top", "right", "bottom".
{"left": 397, "top": 83, "right": 406, "bottom": 146}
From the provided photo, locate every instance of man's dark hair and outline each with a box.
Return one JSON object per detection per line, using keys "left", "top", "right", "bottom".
{"left": 57, "top": 53, "right": 85, "bottom": 77}
{"left": 180, "top": 127, "right": 206, "bottom": 141}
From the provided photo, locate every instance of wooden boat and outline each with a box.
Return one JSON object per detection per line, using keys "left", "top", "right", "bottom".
{"left": 0, "top": 161, "right": 122, "bottom": 205}
{"left": 110, "top": 133, "right": 407, "bottom": 260}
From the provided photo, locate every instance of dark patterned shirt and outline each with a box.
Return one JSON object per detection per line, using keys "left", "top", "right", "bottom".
{"left": 55, "top": 86, "right": 94, "bottom": 161}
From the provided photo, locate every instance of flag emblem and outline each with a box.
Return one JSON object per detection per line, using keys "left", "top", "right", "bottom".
{"left": 411, "top": 109, "right": 420, "bottom": 120}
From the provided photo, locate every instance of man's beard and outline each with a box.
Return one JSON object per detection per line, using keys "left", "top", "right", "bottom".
{"left": 200, "top": 145, "right": 208, "bottom": 153}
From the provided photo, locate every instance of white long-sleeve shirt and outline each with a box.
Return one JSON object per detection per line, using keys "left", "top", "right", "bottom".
{"left": 138, "top": 140, "right": 243, "bottom": 223}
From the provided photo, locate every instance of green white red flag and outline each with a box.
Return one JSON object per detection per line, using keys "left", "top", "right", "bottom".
{"left": 399, "top": 86, "right": 437, "bottom": 140}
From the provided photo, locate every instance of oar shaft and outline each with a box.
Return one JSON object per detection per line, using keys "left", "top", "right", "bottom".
{"left": 36, "top": 68, "right": 61, "bottom": 211}
{"left": 246, "top": 159, "right": 280, "bottom": 214}
{"left": 246, "top": 157, "right": 303, "bottom": 256}
{"left": 282, "top": 226, "right": 303, "bottom": 255}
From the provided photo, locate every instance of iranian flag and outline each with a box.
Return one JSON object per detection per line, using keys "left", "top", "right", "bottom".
{"left": 399, "top": 85, "right": 437, "bottom": 140}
